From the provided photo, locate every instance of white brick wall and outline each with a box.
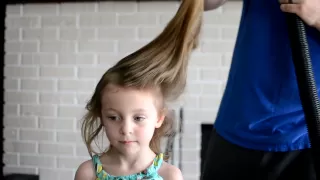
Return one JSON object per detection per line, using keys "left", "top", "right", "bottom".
{"left": 4, "top": 1, "right": 242, "bottom": 180}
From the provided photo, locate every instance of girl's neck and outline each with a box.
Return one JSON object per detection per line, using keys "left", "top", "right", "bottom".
{"left": 104, "top": 147, "right": 156, "bottom": 170}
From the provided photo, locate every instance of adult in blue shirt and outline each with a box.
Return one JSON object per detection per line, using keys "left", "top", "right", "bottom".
{"left": 202, "top": 0, "right": 320, "bottom": 179}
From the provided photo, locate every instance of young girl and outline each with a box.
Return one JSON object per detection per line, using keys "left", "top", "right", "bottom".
{"left": 74, "top": 0, "right": 203, "bottom": 179}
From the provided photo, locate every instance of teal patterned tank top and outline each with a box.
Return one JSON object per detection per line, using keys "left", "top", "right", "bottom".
{"left": 93, "top": 153, "right": 164, "bottom": 180}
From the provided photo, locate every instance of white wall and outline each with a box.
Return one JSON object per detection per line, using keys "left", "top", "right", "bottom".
{"left": 3, "top": 1, "right": 242, "bottom": 180}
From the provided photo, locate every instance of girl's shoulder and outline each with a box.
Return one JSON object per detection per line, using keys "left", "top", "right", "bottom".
{"left": 74, "top": 159, "right": 96, "bottom": 180}
{"left": 157, "top": 161, "right": 183, "bottom": 180}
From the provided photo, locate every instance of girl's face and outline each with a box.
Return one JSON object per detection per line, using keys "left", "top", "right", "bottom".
{"left": 100, "top": 84, "right": 165, "bottom": 155}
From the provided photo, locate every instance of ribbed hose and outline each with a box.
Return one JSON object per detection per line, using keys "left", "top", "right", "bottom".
{"left": 285, "top": 13, "right": 320, "bottom": 178}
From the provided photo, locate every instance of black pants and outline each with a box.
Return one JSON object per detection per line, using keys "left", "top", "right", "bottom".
{"left": 201, "top": 129, "right": 316, "bottom": 180}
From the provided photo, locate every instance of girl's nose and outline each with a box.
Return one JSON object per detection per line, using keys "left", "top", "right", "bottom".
{"left": 119, "top": 120, "right": 133, "bottom": 135}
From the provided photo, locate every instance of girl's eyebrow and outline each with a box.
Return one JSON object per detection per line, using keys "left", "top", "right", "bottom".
{"left": 133, "top": 108, "right": 147, "bottom": 113}
{"left": 102, "top": 108, "right": 148, "bottom": 113}
{"left": 102, "top": 108, "right": 118, "bottom": 113}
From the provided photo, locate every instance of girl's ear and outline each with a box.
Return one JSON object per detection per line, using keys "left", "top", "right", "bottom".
{"left": 155, "top": 114, "right": 165, "bottom": 128}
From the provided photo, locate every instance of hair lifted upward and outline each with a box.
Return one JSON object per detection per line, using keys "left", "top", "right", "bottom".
{"left": 81, "top": 0, "right": 204, "bottom": 160}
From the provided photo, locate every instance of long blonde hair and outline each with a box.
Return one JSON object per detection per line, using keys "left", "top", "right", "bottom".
{"left": 81, "top": 0, "right": 204, "bottom": 159}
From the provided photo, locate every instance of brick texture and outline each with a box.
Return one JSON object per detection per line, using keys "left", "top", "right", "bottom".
{"left": 4, "top": 2, "right": 242, "bottom": 180}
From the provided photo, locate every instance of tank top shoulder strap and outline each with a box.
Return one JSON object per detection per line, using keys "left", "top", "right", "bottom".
{"left": 91, "top": 153, "right": 164, "bottom": 180}
{"left": 92, "top": 154, "right": 108, "bottom": 180}
{"left": 143, "top": 153, "right": 164, "bottom": 177}
{"left": 152, "top": 153, "right": 164, "bottom": 171}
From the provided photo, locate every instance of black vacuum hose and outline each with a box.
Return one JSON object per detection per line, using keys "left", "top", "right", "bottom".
{"left": 285, "top": 13, "right": 320, "bottom": 178}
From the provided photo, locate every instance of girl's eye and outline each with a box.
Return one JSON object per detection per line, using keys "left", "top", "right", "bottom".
{"left": 107, "top": 116, "right": 120, "bottom": 121}
{"left": 134, "top": 116, "right": 145, "bottom": 122}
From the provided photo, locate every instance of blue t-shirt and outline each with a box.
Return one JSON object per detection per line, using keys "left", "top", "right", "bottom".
{"left": 214, "top": 0, "right": 320, "bottom": 152}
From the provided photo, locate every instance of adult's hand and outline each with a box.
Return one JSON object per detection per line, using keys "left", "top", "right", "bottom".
{"left": 204, "top": 0, "right": 227, "bottom": 11}
{"left": 279, "top": 0, "right": 320, "bottom": 30}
